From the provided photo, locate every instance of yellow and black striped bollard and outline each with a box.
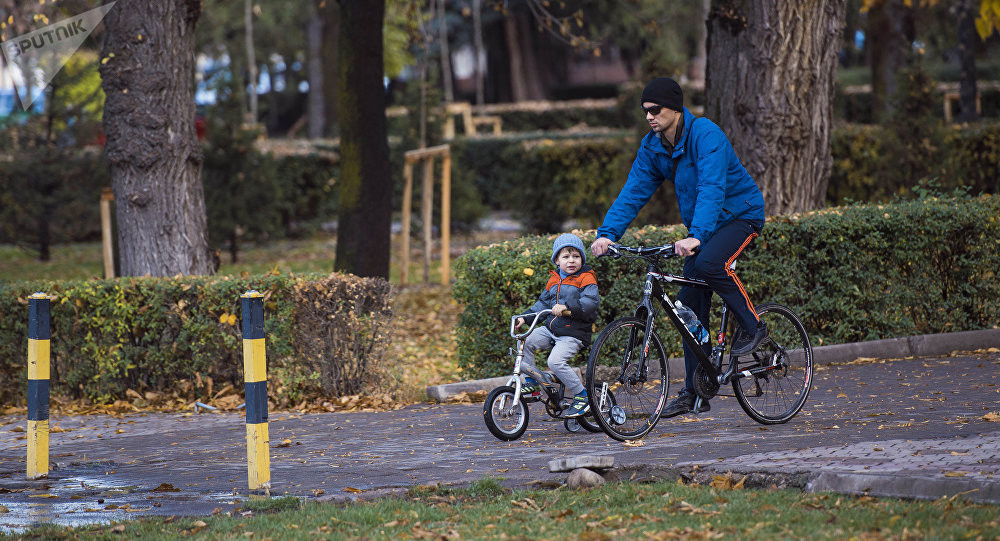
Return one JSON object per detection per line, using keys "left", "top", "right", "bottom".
{"left": 241, "top": 290, "right": 270, "bottom": 491}
{"left": 27, "top": 292, "right": 51, "bottom": 480}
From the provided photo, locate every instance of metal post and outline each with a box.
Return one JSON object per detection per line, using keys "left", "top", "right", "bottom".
{"left": 27, "top": 293, "right": 50, "bottom": 480}
{"left": 241, "top": 290, "right": 270, "bottom": 491}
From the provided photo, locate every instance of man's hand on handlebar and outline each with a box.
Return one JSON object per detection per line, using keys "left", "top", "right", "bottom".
{"left": 675, "top": 237, "right": 701, "bottom": 257}
{"left": 515, "top": 317, "right": 525, "bottom": 328}
{"left": 591, "top": 237, "right": 615, "bottom": 257}
{"left": 551, "top": 304, "right": 568, "bottom": 317}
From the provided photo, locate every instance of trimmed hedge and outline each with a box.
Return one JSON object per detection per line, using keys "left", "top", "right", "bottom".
{"left": 0, "top": 272, "right": 391, "bottom": 406}
{"left": 829, "top": 122, "right": 1000, "bottom": 204}
{"left": 452, "top": 193, "right": 1000, "bottom": 379}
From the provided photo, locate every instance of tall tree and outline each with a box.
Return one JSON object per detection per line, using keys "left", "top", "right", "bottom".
{"left": 307, "top": 0, "right": 325, "bottom": 137}
{"left": 321, "top": 0, "right": 340, "bottom": 135}
{"left": 866, "top": 0, "right": 912, "bottom": 118}
{"left": 955, "top": 0, "right": 979, "bottom": 122}
{"left": 705, "top": 1, "right": 847, "bottom": 215}
{"left": 100, "top": 0, "right": 215, "bottom": 276}
{"left": 334, "top": 0, "right": 391, "bottom": 278}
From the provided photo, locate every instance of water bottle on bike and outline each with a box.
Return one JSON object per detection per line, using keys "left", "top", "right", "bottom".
{"left": 674, "top": 301, "right": 709, "bottom": 344}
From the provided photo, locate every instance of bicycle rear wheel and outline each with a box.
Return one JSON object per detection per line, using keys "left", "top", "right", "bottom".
{"left": 585, "top": 317, "right": 669, "bottom": 441}
{"left": 732, "top": 303, "right": 813, "bottom": 424}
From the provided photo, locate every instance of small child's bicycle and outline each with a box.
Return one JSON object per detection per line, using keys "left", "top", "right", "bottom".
{"left": 483, "top": 311, "right": 608, "bottom": 441}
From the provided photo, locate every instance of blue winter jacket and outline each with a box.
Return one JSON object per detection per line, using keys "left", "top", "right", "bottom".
{"left": 597, "top": 107, "right": 765, "bottom": 244}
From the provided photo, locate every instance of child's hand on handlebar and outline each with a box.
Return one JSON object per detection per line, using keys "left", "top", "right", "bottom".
{"left": 552, "top": 304, "right": 570, "bottom": 317}
{"left": 515, "top": 317, "right": 525, "bottom": 328}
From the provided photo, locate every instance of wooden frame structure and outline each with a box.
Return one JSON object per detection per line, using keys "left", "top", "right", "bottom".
{"left": 401, "top": 144, "right": 451, "bottom": 285}
{"left": 443, "top": 102, "right": 503, "bottom": 139}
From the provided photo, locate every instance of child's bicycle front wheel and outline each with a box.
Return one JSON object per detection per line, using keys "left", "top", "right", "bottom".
{"left": 483, "top": 385, "right": 530, "bottom": 441}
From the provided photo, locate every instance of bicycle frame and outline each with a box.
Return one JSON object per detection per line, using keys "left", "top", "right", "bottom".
{"left": 634, "top": 266, "right": 727, "bottom": 377}
{"left": 504, "top": 311, "right": 563, "bottom": 404}
{"left": 625, "top": 250, "right": 785, "bottom": 391}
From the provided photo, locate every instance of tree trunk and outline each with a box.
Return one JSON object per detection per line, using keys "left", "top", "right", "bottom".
{"left": 956, "top": 0, "right": 979, "bottom": 123}
{"left": 472, "top": 0, "right": 485, "bottom": 107}
{"left": 706, "top": 0, "right": 846, "bottom": 215}
{"left": 321, "top": 0, "right": 340, "bottom": 135}
{"left": 307, "top": 0, "right": 325, "bottom": 138}
{"left": 100, "top": 0, "right": 214, "bottom": 277}
{"left": 335, "top": 0, "right": 391, "bottom": 279}
{"left": 867, "top": 0, "right": 910, "bottom": 119}
{"left": 688, "top": 0, "right": 711, "bottom": 84}
{"left": 437, "top": 0, "right": 454, "bottom": 103}
{"left": 244, "top": 0, "right": 258, "bottom": 124}
{"left": 503, "top": 13, "right": 546, "bottom": 101}
{"left": 503, "top": 15, "right": 529, "bottom": 101}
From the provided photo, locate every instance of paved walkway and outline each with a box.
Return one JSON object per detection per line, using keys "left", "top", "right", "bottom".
{"left": 0, "top": 351, "right": 998, "bottom": 531}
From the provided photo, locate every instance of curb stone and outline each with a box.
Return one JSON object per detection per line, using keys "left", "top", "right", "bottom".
{"left": 427, "top": 328, "right": 1000, "bottom": 401}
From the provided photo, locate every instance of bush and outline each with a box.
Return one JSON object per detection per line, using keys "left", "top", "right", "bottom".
{"left": 452, "top": 193, "right": 1000, "bottom": 379}
{"left": 0, "top": 272, "right": 392, "bottom": 405}
{"left": 829, "top": 121, "right": 1000, "bottom": 204}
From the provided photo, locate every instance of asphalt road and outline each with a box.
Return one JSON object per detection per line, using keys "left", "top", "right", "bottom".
{"left": 1, "top": 351, "right": 998, "bottom": 532}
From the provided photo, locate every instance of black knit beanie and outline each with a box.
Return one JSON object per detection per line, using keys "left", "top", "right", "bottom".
{"left": 640, "top": 77, "right": 683, "bottom": 112}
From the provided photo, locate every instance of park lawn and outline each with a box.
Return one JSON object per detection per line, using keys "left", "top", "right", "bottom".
{"left": 5, "top": 478, "right": 998, "bottom": 540}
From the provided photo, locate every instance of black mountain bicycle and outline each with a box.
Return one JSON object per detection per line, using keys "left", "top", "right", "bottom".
{"left": 585, "top": 243, "right": 813, "bottom": 441}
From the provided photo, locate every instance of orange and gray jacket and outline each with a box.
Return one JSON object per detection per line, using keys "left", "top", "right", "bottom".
{"left": 523, "top": 265, "right": 600, "bottom": 345}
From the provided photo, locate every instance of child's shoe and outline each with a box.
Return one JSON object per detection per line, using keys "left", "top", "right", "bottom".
{"left": 521, "top": 377, "right": 541, "bottom": 398}
{"left": 563, "top": 390, "right": 590, "bottom": 418}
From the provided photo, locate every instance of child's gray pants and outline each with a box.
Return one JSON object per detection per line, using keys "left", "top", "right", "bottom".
{"left": 521, "top": 326, "right": 585, "bottom": 396}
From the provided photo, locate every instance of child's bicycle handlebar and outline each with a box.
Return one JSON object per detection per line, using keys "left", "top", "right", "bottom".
{"left": 510, "top": 309, "right": 572, "bottom": 339}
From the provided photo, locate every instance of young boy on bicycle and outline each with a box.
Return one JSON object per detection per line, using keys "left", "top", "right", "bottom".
{"left": 516, "top": 233, "right": 600, "bottom": 418}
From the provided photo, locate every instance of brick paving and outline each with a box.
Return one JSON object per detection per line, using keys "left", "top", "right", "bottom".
{"left": 0, "top": 351, "right": 998, "bottom": 531}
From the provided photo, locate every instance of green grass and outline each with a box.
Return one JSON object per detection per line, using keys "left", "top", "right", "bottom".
{"left": 5, "top": 480, "right": 997, "bottom": 540}
{"left": 0, "top": 237, "right": 450, "bottom": 285}
{"left": 0, "top": 243, "right": 104, "bottom": 282}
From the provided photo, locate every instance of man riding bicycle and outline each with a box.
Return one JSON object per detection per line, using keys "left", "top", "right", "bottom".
{"left": 590, "top": 77, "right": 768, "bottom": 418}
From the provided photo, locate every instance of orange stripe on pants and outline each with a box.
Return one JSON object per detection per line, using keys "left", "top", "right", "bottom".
{"left": 725, "top": 232, "right": 759, "bottom": 320}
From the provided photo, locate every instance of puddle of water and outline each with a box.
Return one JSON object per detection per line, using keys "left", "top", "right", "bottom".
{"left": 0, "top": 475, "right": 245, "bottom": 534}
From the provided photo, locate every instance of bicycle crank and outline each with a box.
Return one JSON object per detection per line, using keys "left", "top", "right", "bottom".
{"left": 693, "top": 363, "right": 720, "bottom": 400}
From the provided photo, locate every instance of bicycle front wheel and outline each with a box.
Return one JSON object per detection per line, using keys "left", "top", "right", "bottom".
{"left": 732, "top": 303, "right": 813, "bottom": 424}
{"left": 586, "top": 317, "right": 669, "bottom": 441}
{"left": 483, "top": 386, "right": 529, "bottom": 441}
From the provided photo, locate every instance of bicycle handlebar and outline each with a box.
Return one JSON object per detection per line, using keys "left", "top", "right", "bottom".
{"left": 605, "top": 243, "right": 676, "bottom": 260}
{"left": 510, "top": 309, "right": 571, "bottom": 339}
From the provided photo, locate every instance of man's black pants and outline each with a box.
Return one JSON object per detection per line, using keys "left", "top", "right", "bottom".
{"left": 676, "top": 218, "right": 763, "bottom": 393}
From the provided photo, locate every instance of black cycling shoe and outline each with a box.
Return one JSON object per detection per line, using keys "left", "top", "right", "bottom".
{"left": 660, "top": 389, "right": 711, "bottom": 418}
{"left": 731, "top": 322, "right": 769, "bottom": 355}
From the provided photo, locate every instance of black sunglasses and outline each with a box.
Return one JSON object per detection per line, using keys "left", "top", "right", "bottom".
{"left": 641, "top": 105, "right": 665, "bottom": 115}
